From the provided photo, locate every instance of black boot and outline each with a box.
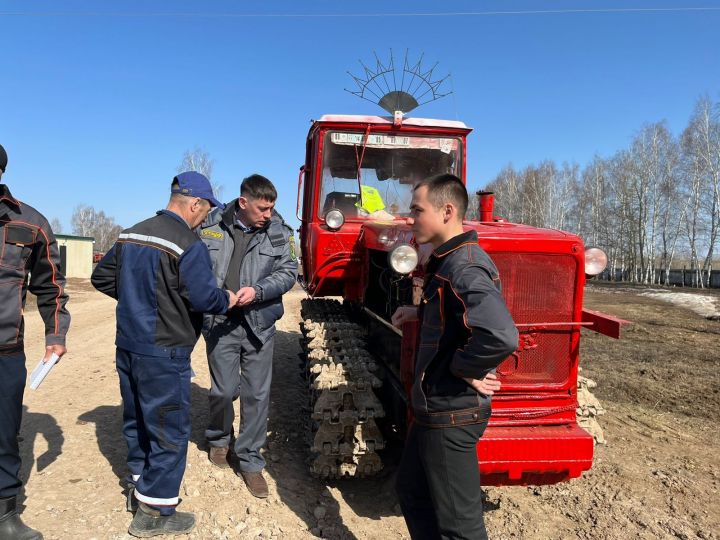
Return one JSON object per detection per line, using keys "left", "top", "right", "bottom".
{"left": 128, "top": 502, "right": 195, "bottom": 538}
{"left": 0, "top": 496, "right": 43, "bottom": 540}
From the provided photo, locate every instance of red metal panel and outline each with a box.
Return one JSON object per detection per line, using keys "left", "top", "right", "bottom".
{"left": 491, "top": 253, "right": 578, "bottom": 388}
{"left": 477, "top": 424, "right": 594, "bottom": 485}
{"left": 582, "top": 308, "right": 630, "bottom": 339}
{"left": 303, "top": 222, "right": 363, "bottom": 298}
{"left": 489, "top": 392, "right": 578, "bottom": 426}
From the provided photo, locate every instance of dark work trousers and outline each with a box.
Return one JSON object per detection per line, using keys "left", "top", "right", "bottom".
{"left": 396, "top": 421, "right": 488, "bottom": 540}
{"left": 204, "top": 314, "right": 274, "bottom": 473}
{"left": 116, "top": 347, "right": 191, "bottom": 516}
{"left": 0, "top": 352, "right": 26, "bottom": 498}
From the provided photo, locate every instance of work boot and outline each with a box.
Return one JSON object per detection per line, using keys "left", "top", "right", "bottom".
{"left": 0, "top": 496, "right": 43, "bottom": 540}
{"left": 238, "top": 470, "right": 269, "bottom": 498}
{"left": 208, "top": 446, "right": 230, "bottom": 469}
{"left": 128, "top": 502, "right": 195, "bottom": 538}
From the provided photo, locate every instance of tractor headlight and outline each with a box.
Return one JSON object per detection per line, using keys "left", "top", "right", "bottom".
{"left": 388, "top": 244, "right": 418, "bottom": 274}
{"left": 585, "top": 247, "right": 608, "bottom": 276}
{"left": 378, "top": 228, "right": 399, "bottom": 246}
{"left": 325, "top": 209, "right": 345, "bottom": 231}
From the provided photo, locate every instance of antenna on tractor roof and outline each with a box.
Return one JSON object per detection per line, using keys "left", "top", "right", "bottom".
{"left": 345, "top": 50, "right": 451, "bottom": 125}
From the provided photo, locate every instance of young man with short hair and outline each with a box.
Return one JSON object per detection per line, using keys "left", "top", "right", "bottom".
{"left": 392, "top": 173, "right": 518, "bottom": 539}
{"left": 200, "top": 174, "right": 297, "bottom": 498}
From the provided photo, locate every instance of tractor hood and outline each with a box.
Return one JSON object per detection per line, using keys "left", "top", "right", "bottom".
{"left": 361, "top": 219, "right": 581, "bottom": 254}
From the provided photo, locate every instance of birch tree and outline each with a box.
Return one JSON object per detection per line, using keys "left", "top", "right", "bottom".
{"left": 70, "top": 205, "right": 123, "bottom": 251}
{"left": 50, "top": 217, "right": 63, "bottom": 234}
{"left": 178, "top": 147, "right": 224, "bottom": 201}
{"left": 71, "top": 205, "right": 97, "bottom": 238}
{"left": 680, "top": 96, "right": 720, "bottom": 286}
{"left": 480, "top": 95, "right": 718, "bottom": 285}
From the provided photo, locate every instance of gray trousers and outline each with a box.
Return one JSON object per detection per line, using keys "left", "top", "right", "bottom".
{"left": 204, "top": 315, "right": 274, "bottom": 473}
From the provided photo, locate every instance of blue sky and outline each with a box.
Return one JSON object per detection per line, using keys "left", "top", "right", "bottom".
{"left": 1, "top": 0, "right": 719, "bottom": 233}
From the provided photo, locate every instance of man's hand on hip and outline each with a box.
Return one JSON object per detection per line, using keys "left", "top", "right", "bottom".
{"left": 44, "top": 344, "right": 67, "bottom": 363}
{"left": 463, "top": 372, "right": 501, "bottom": 397}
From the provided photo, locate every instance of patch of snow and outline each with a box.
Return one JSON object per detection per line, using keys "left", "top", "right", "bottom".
{"left": 639, "top": 290, "right": 720, "bottom": 319}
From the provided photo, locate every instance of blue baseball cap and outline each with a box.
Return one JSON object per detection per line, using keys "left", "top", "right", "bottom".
{"left": 172, "top": 171, "right": 224, "bottom": 208}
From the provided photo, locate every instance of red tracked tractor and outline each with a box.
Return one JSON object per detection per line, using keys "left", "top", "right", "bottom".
{"left": 295, "top": 55, "right": 626, "bottom": 484}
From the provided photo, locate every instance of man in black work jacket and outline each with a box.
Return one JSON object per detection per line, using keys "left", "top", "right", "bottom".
{"left": 92, "top": 171, "right": 238, "bottom": 538}
{"left": 392, "top": 174, "right": 518, "bottom": 540}
{"left": 0, "top": 143, "right": 70, "bottom": 540}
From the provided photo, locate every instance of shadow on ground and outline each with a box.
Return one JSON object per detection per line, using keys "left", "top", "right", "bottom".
{"left": 77, "top": 405, "right": 125, "bottom": 488}
{"left": 18, "top": 405, "right": 64, "bottom": 508}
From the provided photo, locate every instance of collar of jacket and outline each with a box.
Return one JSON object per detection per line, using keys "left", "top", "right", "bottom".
{"left": 220, "top": 199, "right": 239, "bottom": 228}
{"left": 0, "top": 183, "right": 20, "bottom": 210}
{"left": 432, "top": 229, "right": 478, "bottom": 259}
{"left": 211, "top": 199, "right": 252, "bottom": 230}
{"left": 200, "top": 201, "right": 233, "bottom": 229}
{"left": 156, "top": 209, "right": 190, "bottom": 228}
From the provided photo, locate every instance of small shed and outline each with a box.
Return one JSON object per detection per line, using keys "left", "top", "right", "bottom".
{"left": 55, "top": 234, "right": 94, "bottom": 279}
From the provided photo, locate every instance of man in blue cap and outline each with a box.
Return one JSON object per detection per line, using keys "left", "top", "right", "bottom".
{"left": 92, "top": 172, "right": 239, "bottom": 537}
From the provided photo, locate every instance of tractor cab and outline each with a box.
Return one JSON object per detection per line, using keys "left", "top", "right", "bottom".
{"left": 298, "top": 114, "right": 471, "bottom": 299}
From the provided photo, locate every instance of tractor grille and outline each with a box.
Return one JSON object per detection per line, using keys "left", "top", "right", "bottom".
{"left": 490, "top": 253, "right": 577, "bottom": 386}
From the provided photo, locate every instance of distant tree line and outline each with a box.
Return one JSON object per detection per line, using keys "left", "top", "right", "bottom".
{"left": 71, "top": 205, "right": 123, "bottom": 252}
{"left": 476, "top": 95, "right": 720, "bottom": 287}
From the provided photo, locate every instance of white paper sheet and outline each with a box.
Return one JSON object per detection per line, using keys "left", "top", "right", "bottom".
{"left": 29, "top": 353, "right": 60, "bottom": 390}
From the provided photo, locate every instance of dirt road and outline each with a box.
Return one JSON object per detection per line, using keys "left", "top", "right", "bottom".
{"left": 17, "top": 281, "right": 719, "bottom": 539}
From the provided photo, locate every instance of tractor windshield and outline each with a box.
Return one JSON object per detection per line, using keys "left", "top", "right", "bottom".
{"left": 319, "top": 131, "right": 463, "bottom": 220}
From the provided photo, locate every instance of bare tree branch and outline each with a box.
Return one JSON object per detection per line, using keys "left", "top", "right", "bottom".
{"left": 178, "top": 147, "right": 224, "bottom": 201}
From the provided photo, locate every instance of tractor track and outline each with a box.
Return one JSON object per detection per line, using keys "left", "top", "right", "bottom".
{"left": 299, "top": 298, "right": 386, "bottom": 479}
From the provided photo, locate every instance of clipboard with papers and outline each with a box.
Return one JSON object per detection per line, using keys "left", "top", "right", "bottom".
{"left": 29, "top": 353, "right": 60, "bottom": 390}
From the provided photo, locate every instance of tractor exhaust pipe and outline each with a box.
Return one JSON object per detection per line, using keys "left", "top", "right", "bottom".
{"left": 477, "top": 191, "right": 495, "bottom": 222}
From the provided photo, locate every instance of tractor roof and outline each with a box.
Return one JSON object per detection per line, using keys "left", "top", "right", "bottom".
{"left": 315, "top": 114, "right": 470, "bottom": 130}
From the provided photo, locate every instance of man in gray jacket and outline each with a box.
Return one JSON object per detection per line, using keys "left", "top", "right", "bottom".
{"left": 200, "top": 174, "right": 297, "bottom": 498}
